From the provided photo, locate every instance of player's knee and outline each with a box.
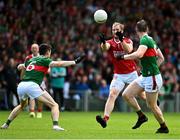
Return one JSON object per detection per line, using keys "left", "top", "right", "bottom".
{"left": 139, "top": 92, "right": 146, "bottom": 100}
{"left": 53, "top": 102, "right": 59, "bottom": 109}
{"left": 122, "top": 92, "right": 130, "bottom": 100}
{"left": 109, "top": 91, "right": 118, "bottom": 100}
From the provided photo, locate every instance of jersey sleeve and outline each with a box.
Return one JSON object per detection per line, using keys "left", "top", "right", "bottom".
{"left": 24, "top": 55, "right": 33, "bottom": 63}
{"left": 140, "top": 37, "right": 147, "bottom": 46}
{"left": 43, "top": 58, "right": 52, "bottom": 67}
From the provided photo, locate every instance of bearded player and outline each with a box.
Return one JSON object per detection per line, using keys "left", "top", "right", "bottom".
{"left": 96, "top": 22, "right": 147, "bottom": 128}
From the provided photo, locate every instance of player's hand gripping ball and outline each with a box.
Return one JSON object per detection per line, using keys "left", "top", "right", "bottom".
{"left": 94, "top": 9, "right": 107, "bottom": 24}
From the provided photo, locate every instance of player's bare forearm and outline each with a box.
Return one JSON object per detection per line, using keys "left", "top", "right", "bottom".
{"left": 60, "top": 61, "right": 76, "bottom": 66}
{"left": 50, "top": 61, "right": 75, "bottom": 67}
{"left": 124, "top": 52, "right": 139, "bottom": 60}
{"left": 20, "top": 69, "right": 25, "bottom": 80}
{"left": 100, "top": 44, "right": 107, "bottom": 51}
{"left": 100, "top": 43, "right": 110, "bottom": 51}
{"left": 157, "top": 48, "right": 164, "bottom": 66}
{"left": 124, "top": 45, "right": 147, "bottom": 60}
{"left": 50, "top": 53, "right": 85, "bottom": 67}
{"left": 122, "top": 41, "right": 133, "bottom": 53}
{"left": 157, "top": 57, "right": 164, "bottom": 66}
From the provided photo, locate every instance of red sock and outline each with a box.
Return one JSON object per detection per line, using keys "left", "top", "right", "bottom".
{"left": 37, "top": 109, "right": 42, "bottom": 112}
{"left": 29, "top": 109, "right": 34, "bottom": 112}
{"left": 103, "top": 115, "right": 109, "bottom": 122}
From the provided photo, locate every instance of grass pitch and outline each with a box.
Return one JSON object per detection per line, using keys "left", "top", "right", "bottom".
{"left": 0, "top": 111, "right": 179, "bottom": 139}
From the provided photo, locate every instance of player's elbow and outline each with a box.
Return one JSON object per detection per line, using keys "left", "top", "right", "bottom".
{"left": 17, "top": 64, "right": 20, "bottom": 69}
{"left": 17, "top": 64, "right": 25, "bottom": 71}
{"left": 158, "top": 57, "right": 164, "bottom": 66}
{"left": 138, "top": 55, "right": 143, "bottom": 58}
{"left": 49, "top": 63, "right": 53, "bottom": 67}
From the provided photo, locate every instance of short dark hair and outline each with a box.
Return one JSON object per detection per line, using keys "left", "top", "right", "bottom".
{"left": 136, "top": 19, "right": 148, "bottom": 32}
{"left": 39, "top": 43, "right": 52, "bottom": 55}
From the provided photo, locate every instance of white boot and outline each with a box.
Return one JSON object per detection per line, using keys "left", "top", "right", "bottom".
{"left": 53, "top": 125, "right": 64, "bottom": 131}
{"left": 36, "top": 112, "right": 42, "bottom": 118}
{"left": 1, "top": 123, "right": 9, "bottom": 129}
{"left": 29, "top": 112, "right": 35, "bottom": 118}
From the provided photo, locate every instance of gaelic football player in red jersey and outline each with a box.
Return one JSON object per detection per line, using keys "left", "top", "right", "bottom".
{"left": 120, "top": 20, "right": 169, "bottom": 133}
{"left": 1, "top": 44, "right": 85, "bottom": 131}
{"left": 96, "top": 22, "right": 146, "bottom": 128}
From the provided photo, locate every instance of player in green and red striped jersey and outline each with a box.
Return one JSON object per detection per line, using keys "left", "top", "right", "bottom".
{"left": 1, "top": 43, "right": 85, "bottom": 131}
{"left": 20, "top": 43, "right": 44, "bottom": 118}
{"left": 118, "top": 20, "right": 169, "bottom": 133}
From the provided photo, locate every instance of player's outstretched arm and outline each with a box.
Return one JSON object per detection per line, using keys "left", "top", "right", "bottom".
{"left": 117, "top": 45, "right": 147, "bottom": 60}
{"left": 49, "top": 53, "right": 86, "bottom": 67}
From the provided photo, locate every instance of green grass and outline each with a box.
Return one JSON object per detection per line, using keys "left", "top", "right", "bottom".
{"left": 0, "top": 111, "right": 179, "bottom": 139}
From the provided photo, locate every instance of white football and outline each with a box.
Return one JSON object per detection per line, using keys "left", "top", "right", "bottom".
{"left": 94, "top": 9, "right": 107, "bottom": 24}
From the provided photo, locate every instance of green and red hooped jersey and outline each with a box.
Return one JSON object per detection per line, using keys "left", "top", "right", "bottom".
{"left": 140, "top": 35, "right": 160, "bottom": 77}
{"left": 23, "top": 56, "right": 52, "bottom": 85}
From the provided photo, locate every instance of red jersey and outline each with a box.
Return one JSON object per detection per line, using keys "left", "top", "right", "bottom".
{"left": 25, "top": 54, "right": 33, "bottom": 62}
{"left": 107, "top": 38, "right": 137, "bottom": 74}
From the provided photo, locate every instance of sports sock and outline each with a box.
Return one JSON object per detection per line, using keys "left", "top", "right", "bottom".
{"left": 160, "top": 122, "right": 167, "bottom": 128}
{"left": 37, "top": 109, "right": 42, "bottom": 112}
{"left": 6, "top": 119, "right": 11, "bottom": 126}
{"left": 53, "top": 121, "right": 58, "bottom": 126}
{"left": 103, "top": 115, "right": 109, "bottom": 122}
{"left": 136, "top": 110, "right": 144, "bottom": 118}
{"left": 29, "top": 109, "right": 35, "bottom": 112}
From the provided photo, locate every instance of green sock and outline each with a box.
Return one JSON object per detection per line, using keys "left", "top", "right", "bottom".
{"left": 53, "top": 121, "right": 58, "bottom": 126}
{"left": 6, "top": 119, "right": 11, "bottom": 126}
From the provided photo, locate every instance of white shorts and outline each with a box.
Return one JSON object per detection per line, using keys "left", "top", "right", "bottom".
{"left": 40, "top": 80, "right": 46, "bottom": 90}
{"left": 135, "top": 74, "right": 163, "bottom": 93}
{"left": 17, "top": 81, "right": 44, "bottom": 101}
{"left": 110, "top": 71, "right": 138, "bottom": 93}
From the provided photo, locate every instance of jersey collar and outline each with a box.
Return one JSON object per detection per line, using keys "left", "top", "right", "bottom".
{"left": 113, "top": 38, "right": 120, "bottom": 44}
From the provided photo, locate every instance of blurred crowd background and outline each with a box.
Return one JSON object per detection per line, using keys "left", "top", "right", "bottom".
{"left": 0, "top": 0, "right": 179, "bottom": 111}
